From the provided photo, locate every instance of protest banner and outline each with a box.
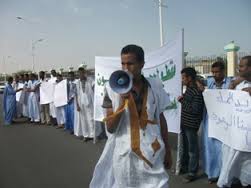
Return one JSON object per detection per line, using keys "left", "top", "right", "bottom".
{"left": 40, "top": 81, "right": 54, "bottom": 104}
{"left": 54, "top": 80, "right": 67, "bottom": 107}
{"left": 203, "top": 89, "right": 251, "bottom": 152}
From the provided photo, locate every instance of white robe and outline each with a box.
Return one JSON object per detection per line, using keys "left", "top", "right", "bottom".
{"left": 49, "top": 77, "right": 57, "bottom": 118}
{"left": 56, "top": 106, "right": 66, "bottom": 125}
{"left": 21, "top": 81, "right": 29, "bottom": 117}
{"left": 27, "top": 80, "right": 40, "bottom": 122}
{"left": 217, "top": 80, "right": 251, "bottom": 187}
{"left": 74, "top": 78, "right": 95, "bottom": 137}
{"left": 13, "top": 82, "right": 23, "bottom": 118}
{"left": 90, "top": 78, "right": 170, "bottom": 188}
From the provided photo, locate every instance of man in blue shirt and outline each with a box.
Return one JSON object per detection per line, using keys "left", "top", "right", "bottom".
{"left": 201, "top": 61, "right": 232, "bottom": 184}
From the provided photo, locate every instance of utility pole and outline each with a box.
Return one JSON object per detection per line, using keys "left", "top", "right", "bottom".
{"left": 17, "top": 17, "right": 45, "bottom": 72}
{"left": 32, "top": 39, "right": 44, "bottom": 72}
{"left": 157, "top": 0, "right": 167, "bottom": 46}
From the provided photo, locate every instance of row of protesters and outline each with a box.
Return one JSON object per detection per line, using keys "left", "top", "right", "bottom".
{"left": 38, "top": 70, "right": 73, "bottom": 130}
{"left": 217, "top": 56, "right": 251, "bottom": 188}
{"left": 4, "top": 73, "right": 41, "bottom": 124}
{"left": 39, "top": 67, "right": 97, "bottom": 140}
{"left": 3, "top": 68, "right": 98, "bottom": 142}
{"left": 37, "top": 67, "right": 94, "bottom": 140}
{"left": 178, "top": 57, "right": 251, "bottom": 187}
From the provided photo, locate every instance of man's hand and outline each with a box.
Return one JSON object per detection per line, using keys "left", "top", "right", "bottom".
{"left": 177, "top": 96, "right": 183, "bottom": 102}
{"left": 242, "top": 87, "right": 251, "bottom": 96}
{"left": 68, "top": 97, "right": 73, "bottom": 104}
{"left": 77, "top": 104, "right": 81, "bottom": 111}
{"left": 196, "top": 80, "right": 205, "bottom": 92}
{"left": 229, "top": 77, "right": 245, "bottom": 89}
{"left": 164, "top": 149, "right": 172, "bottom": 169}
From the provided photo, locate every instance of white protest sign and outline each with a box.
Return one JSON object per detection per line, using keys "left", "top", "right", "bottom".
{"left": 54, "top": 80, "right": 67, "bottom": 107}
{"left": 16, "top": 83, "right": 24, "bottom": 102}
{"left": 94, "top": 31, "right": 183, "bottom": 133}
{"left": 203, "top": 89, "right": 251, "bottom": 152}
{"left": 40, "top": 81, "right": 54, "bottom": 104}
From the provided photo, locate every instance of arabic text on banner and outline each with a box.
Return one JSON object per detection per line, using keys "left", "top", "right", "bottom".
{"left": 203, "top": 89, "right": 251, "bottom": 152}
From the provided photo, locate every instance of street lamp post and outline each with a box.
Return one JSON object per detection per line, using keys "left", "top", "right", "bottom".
{"left": 32, "top": 39, "right": 44, "bottom": 72}
{"left": 17, "top": 16, "right": 45, "bottom": 72}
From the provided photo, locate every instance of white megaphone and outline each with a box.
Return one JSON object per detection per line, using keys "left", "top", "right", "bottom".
{"left": 109, "top": 70, "right": 133, "bottom": 94}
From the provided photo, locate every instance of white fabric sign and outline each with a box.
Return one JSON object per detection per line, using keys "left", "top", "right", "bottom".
{"left": 203, "top": 89, "right": 251, "bottom": 152}
{"left": 94, "top": 31, "right": 183, "bottom": 133}
{"left": 16, "top": 83, "right": 24, "bottom": 102}
{"left": 40, "top": 81, "right": 54, "bottom": 104}
{"left": 54, "top": 80, "right": 67, "bottom": 107}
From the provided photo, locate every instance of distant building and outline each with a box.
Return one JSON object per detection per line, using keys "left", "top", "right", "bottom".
{"left": 185, "top": 55, "right": 227, "bottom": 76}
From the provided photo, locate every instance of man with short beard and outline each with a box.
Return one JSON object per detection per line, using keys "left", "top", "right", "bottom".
{"left": 217, "top": 56, "right": 251, "bottom": 188}
{"left": 201, "top": 61, "right": 232, "bottom": 184}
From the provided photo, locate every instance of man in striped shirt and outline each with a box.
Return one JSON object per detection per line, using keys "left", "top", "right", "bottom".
{"left": 178, "top": 67, "right": 204, "bottom": 182}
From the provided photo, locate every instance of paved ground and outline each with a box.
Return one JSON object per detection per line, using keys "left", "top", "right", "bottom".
{"left": 0, "top": 94, "right": 220, "bottom": 188}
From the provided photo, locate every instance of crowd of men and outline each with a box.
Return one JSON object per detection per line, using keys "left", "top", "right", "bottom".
{"left": 3, "top": 65, "right": 102, "bottom": 142}
{"left": 3, "top": 44, "right": 251, "bottom": 188}
{"left": 178, "top": 56, "right": 251, "bottom": 187}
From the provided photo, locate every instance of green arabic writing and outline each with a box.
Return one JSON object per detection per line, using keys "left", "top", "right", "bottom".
{"left": 165, "top": 98, "right": 178, "bottom": 110}
{"left": 149, "top": 64, "right": 176, "bottom": 82}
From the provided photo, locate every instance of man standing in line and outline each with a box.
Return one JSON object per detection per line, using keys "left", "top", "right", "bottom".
{"left": 74, "top": 65, "right": 95, "bottom": 141}
{"left": 39, "top": 71, "right": 51, "bottom": 125}
{"left": 27, "top": 73, "right": 41, "bottom": 124}
{"left": 55, "top": 73, "right": 66, "bottom": 129}
{"left": 217, "top": 56, "right": 251, "bottom": 188}
{"left": 90, "top": 45, "right": 172, "bottom": 188}
{"left": 22, "top": 73, "right": 30, "bottom": 119}
{"left": 200, "top": 61, "right": 232, "bottom": 183}
{"left": 13, "top": 74, "right": 23, "bottom": 118}
{"left": 65, "top": 71, "right": 76, "bottom": 134}
{"left": 49, "top": 69, "right": 57, "bottom": 126}
{"left": 178, "top": 67, "right": 204, "bottom": 183}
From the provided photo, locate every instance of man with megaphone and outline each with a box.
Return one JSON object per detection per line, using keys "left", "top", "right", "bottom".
{"left": 90, "top": 45, "right": 172, "bottom": 188}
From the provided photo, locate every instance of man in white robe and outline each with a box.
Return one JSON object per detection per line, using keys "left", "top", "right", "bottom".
{"left": 49, "top": 69, "right": 57, "bottom": 125}
{"left": 90, "top": 45, "right": 172, "bottom": 188}
{"left": 27, "top": 73, "right": 40, "bottom": 123}
{"left": 55, "top": 73, "right": 66, "bottom": 128}
{"left": 74, "top": 66, "right": 95, "bottom": 141}
{"left": 39, "top": 71, "right": 51, "bottom": 125}
{"left": 217, "top": 56, "right": 251, "bottom": 187}
{"left": 21, "top": 73, "right": 30, "bottom": 118}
